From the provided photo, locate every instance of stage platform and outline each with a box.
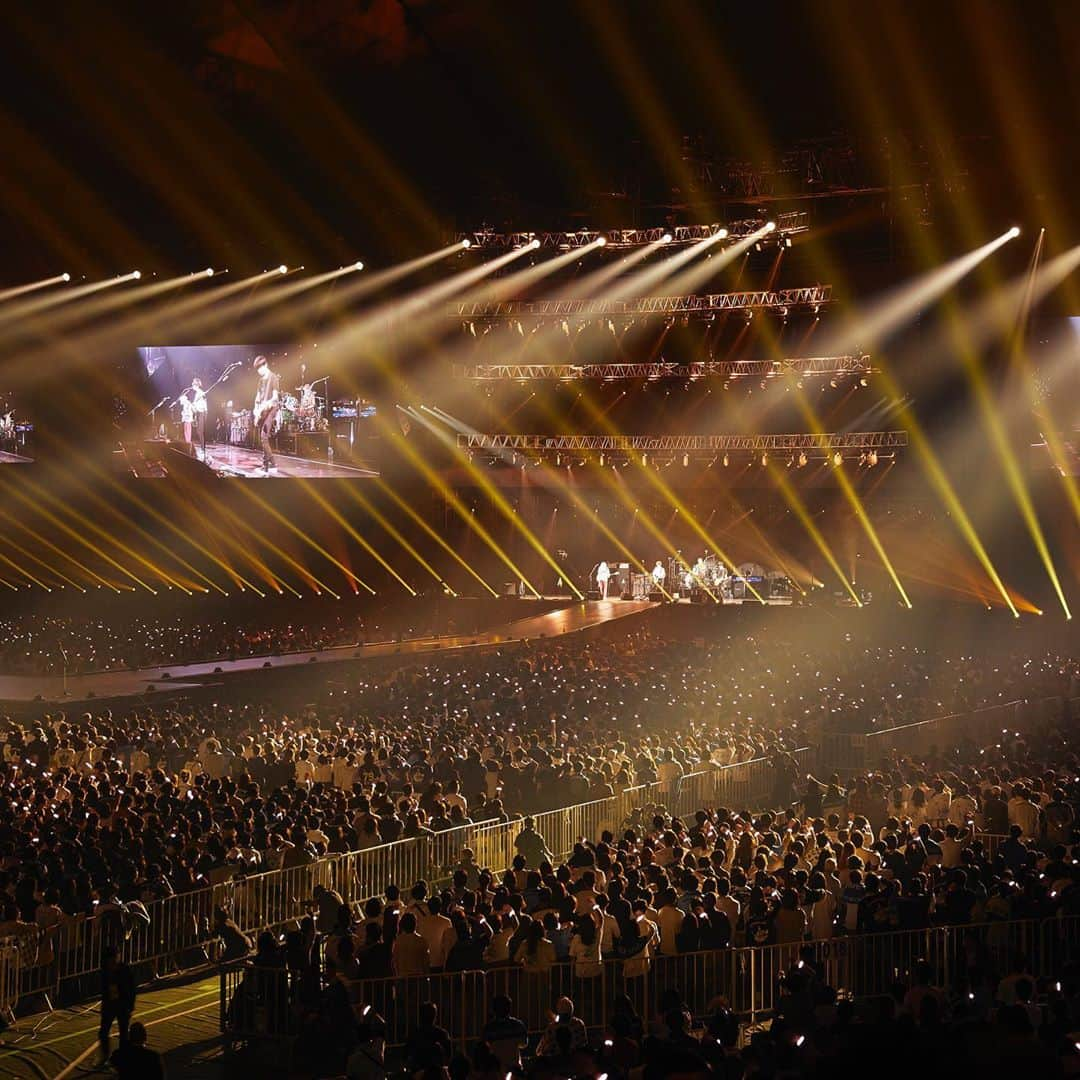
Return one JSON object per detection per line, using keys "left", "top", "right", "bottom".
{"left": 194, "top": 442, "right": 376, "bottom": 478}
{"left": 0, "top": 449, "right": 32, "bottom": 463}
{"left": 0, "top": 599, "right": 654, "bottom": 705}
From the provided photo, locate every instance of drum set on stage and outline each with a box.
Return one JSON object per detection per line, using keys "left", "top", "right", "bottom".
{"left": 228, "top": 380, "right": 329, "bottom": 446}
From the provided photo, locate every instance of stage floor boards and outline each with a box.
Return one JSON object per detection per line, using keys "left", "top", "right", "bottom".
{"left": 194, "top": 442, "right": 376, "bottom": 478}
{"left": 0, "top": 972, "right": 222, "bottom": 1080}
{"left": 0, "top": 599, "right": 654, "bottom": 704}
{"left": 0, "top": 449, "right": 33, "bottom": 463}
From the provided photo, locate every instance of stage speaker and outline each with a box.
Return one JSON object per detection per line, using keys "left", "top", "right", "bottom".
{"left": 620, "top": 589, "right": 633, "bottom": 601}
{"left": 502, "top": 581, "right": 518, "bottom": 597}
{"left": 586, "top": 588, "right": 600, "bottom": 601}
{"left": 648, "top": 590, "right": 664, "bottom": 603}
{"left": 691, "top": 586, "right": 710, "bottom": 604}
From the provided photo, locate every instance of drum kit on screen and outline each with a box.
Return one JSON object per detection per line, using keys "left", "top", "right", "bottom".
{"left": 228, "top": 379, "right": 329, "bottom": 446}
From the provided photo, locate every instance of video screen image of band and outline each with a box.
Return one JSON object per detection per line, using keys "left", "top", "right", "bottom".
{"left": 0, "top": 391, "right": 33, "bottom": 463}
{"left": 134, "top": 345, "right": 378, "bottom": 478}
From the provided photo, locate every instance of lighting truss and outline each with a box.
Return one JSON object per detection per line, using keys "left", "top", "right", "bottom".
{"left": 456, "top": 211, "right": 808, "bottom": 250}
{"left": 458, "top": 431, "right": 907, "bottom": 457}
{"left": 455, "top": 354, "right": 872, "bottom": 381}
{"left": 452, "top": 285, "right": 832, "bottom": 320}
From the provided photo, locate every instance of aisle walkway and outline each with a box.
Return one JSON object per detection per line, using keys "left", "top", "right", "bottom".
{"left": 0, "top": 974, "right": 221, "bottom": 1079}
{"left": 0, "top": 598, "right": 654, "bottom": 704}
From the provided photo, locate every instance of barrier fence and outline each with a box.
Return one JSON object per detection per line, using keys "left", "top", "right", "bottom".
{"left": 220, "top": 913, "right": 1080, "bottom": 1052}
{"left": 0, "top": 750, "right": 797, "bottom": 1013}
{"left": 4, "top": 692, "right": 1073, "bottom": 1017}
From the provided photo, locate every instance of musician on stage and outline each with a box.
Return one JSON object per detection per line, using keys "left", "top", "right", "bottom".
{"left": 252, "top": 355, "right": 281, "bottom": 473}
{"left": 652, "top": 560, "right": 666, "bottom": 590}
{"left": 179, "top": 377, "right": 207, "bottom": 448}
{"left": 596, "top": 560, "right": 611, "bottom": 600}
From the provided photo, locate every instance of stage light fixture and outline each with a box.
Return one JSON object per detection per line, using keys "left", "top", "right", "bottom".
{"left": 529, "top": 238, "right": 541, "bottom": 250}
{"left": 1008, "top": 226, "right": 1021, "bottom": 238}
{"left": 278, "top": 265, "right": 288, "bottom": 274}
{"left": 682, "top": 453, "right": 689, "bottom": 467}
{"left": 205, "top": 268, "right": 214, "bottom": 276}
{"left": 723, "top": 454, "right": 729, "bottom": 467}
{"left": 131, "top": 270, "right": 142, "bottom": 279}
{"left": 661, "top": 233, "right": 673, "bottom": 243}
{"left": 833, "top": 452, "right": 842, "bottom": 466}
{"left": 354, "top": 261, "right": 364, "bottom": 271}
{"left": 765, "top": 221, "right": 777, "bottom": 232}
{"left": 761, "top": 453, "right": 768, "bottom": 467}
{"left": 461, "top": 238, "right": 471, "bottom": 249}
{"left": 61, "top": 272, "right": 71, "bottom": 282}
{"left": 596, "top": 235, "right": 607, "bottom": 247}
{"left": 798, "top": 452, "right": 808, "bottom": 467}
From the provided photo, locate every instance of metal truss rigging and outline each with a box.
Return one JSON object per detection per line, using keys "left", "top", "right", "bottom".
{"left": 456, "top": 211, "right": 808, "bottom": 250}
{"left": 454, "top": 354, "right": 872, "bottom": 381}
{"left": 457, "top": 431, "right": 907, "bottom": 456}
{"left": 452, "top": 285, "right": 832, "bottom": 320}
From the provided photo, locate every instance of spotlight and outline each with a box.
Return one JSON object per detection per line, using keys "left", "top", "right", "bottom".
{"left": 596, "top": 235, "right": 607, "bottom": 247}
{"left": 682, "top": 453, "right": 689, "bottom": 467}
{"left": 354, "top": 261, "right": 364, "bottom": 271}
{"left": 830, "top": 378, "right": 838, "bottom": 388}
{"left": 785, "top": 237, "right": 792, "bottom": 248}
{"left": 461, "top": 238, "right": 471, "bottom": 249}
{"left": 131, "top": 270, "right": 142, "bottom": 279}
{"left": 661, "top": 233, "right": 673, "bottom": 243}
{"left": 868, "top": 450, "right": 878, "bottom": 466}
{"left": 529, "top": 238, "right": 541, "bottom": 250}
{"left": 1008, "top": 226, "right": 1021, "bottom": 239}
{"left": 715, "top": 228, "right": 728, "bottom": 239}
{"left": 278, "top": 264, "right": 288, "bottom": 274}
{"left": 798, "top": 452, "right": 808, "bottom": 468}
{"left": 722, "top": 454, "right": 729, "bottom": 467}
{"left": 833, "top": 451, "right": 842, "bottom": 466}
{"left": 761, "top": 453, "right": 768, "bottom": 467}
{"left": 765, "top": 221, "right": 777, "bottom": 232}
{"left": 61, "top": 272, "right": 71, "bottom": 282}
{"left": 205, "top": 267, "right": 214, "bottom": 276}
{"left": 859, "top": 376, "right": 869, "bottom": 387}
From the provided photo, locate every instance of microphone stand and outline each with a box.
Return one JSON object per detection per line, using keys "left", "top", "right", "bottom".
{"left": 200, "top": 364, "right": 240, "bottom": 466}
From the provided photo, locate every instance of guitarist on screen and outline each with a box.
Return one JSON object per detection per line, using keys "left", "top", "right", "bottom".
{"left": 252, "top": 355, "right": 281, "bottom": 473}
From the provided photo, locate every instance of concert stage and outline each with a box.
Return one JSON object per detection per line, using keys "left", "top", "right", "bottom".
{"left": 0, "top": 598, "right": 653, "bottom": 705}
{"left": 0, "top": 449, "right": 32, "bottom": 463}
{"left": 195, "top": 442, "right": 377, "bottom": 478}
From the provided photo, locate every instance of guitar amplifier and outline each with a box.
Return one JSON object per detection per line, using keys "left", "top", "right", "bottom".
{"left": 277, "top": 431, "right": 330, "bottom": 459}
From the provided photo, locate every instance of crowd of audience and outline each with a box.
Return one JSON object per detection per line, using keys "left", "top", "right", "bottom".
{"left": 0, "top": 597, "right": 535, "bottom": 675}
{"left": 1, "top": 605, "right": 1080, "bottom": 1075}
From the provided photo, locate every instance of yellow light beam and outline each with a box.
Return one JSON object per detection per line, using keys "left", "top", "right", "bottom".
{"left": 407, "top": 406, "right": 582, "bottom": 598}
{"left": 769, "top": 464, "right": 862, "bottom": 606}
{"left": 378, "top": 415, "right": 540, "bottom": 597}
{"left": 298, "top": 481, "right": 417, "bottom": 595}
{"left": 373, "top": 478, "right": 498, "bottom": 597}
{"left": 0, "top": 273, "right": 70, "bottom": 302}
{"left": 339, "top": 483, "right": 456, "bottom": 595}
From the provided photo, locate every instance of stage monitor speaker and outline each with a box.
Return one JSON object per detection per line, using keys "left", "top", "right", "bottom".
{"left": 648, "top": 590, "right": 664, "bottom": 603}
{"left": 502, "top": 581, "right": 518, "bottom": 597}
{"left": 586, "top": 588, "right": 600, "bottom": 601}
{"left": 620, "top": 589, "right": 633, "bottom": 601}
